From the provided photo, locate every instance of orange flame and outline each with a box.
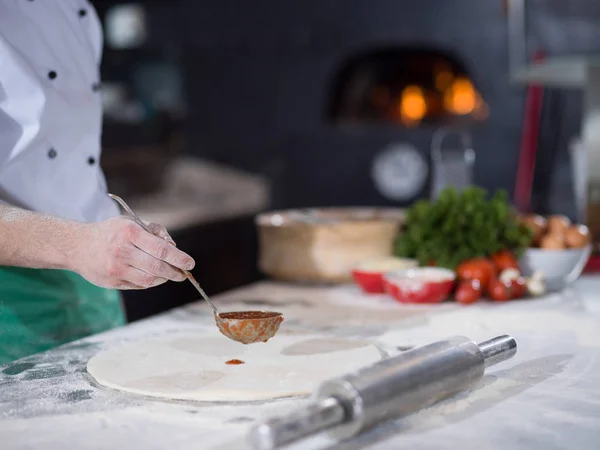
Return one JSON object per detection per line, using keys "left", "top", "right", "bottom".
{"left": 444, "top": 77, "right": 477, "bottom": 115}
{"left": 399, "top": 85, "right": 427, "bottom": 125}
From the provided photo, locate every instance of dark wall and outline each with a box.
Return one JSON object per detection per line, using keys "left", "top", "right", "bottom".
{"left": 178, "top": 0, "right": 600, "bottom": 215}
{"left": 180, "top": 0, "right": 525, "bottom": 203}
{"left": 527, "top": 0, "right": 600, "bottom": 56}
{"left": 96, "top": 0, "right": 600, "bottom": 215}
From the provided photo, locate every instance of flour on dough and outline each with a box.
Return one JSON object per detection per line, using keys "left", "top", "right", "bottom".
{"left": 87, "top": 333, "right": 382, "bottom": 402}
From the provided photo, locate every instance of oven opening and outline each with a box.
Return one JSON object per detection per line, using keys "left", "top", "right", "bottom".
{"left": 327, "top": 47, "right": 488, "bottom": 127}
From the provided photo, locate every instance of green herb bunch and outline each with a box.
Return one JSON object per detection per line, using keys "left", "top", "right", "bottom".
{"left": 394, "top": 186, "right": 533, "bottom": 269}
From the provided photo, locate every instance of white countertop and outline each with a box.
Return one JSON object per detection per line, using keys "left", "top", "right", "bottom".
{"left": 1, "top": 277, "right": 600, "bottom": 450}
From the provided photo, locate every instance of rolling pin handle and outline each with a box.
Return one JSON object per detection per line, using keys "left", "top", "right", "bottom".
{"left": 248, "top": 397, "right": 346, "bottom": 450}
{"left": 477, "top": 335, "right": 517, "bottom": 367}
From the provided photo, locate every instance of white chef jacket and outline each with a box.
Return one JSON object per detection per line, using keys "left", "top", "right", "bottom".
{"left": 0, "top": 0, "right": 119, "bottom": 222}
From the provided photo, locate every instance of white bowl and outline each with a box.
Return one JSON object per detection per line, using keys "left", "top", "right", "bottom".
{"left": 518, "top": 245, "right": 592, "bottom": 292}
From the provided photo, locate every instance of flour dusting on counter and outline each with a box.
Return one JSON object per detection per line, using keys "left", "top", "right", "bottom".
{"left": 2, "top": 279, "right": 600, "bottom": 450}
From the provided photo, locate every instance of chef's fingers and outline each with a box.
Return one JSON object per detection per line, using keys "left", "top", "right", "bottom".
{"left": 129, "top": 226, "right": 195, "bottom": 271}
{"left": 128, "top": 246, "right": 186, "bottom": 282}
{"left": 146, "top": 222, "right": 176, "bottom": 246}
{"left": 122, "top": 265, "right": 169, "bottom": 289}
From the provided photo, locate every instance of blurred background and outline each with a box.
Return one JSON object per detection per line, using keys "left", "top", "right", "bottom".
{"left": 93, "top": 0, "right": 600, "bottom": 320}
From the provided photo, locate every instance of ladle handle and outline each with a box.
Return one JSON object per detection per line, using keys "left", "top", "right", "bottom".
{"left": 108, "top": 194, "right": 219, "bottom": 314}
{"left": 182, "top": 271, "right": 219, "bottom": 314}
{"left": 108, "top": 194, "right": 156, "bottom": 235}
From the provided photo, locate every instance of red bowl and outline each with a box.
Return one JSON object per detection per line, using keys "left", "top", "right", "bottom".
{"left": 352, "top": 258, "right": 418, "bottom": 294}
{"left": 352, "top": 270, "right": 386, "bottom": 293}
{"left": 383, "top": 268, "right": 456, "bottom": 304}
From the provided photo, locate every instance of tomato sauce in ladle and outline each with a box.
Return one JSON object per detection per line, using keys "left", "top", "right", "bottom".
{"left": 180, "top": 271, "right": 284, "bottom": 344}
{"left": 175, "top": 270, "right": 284, "bottom": 344}
{"left": 108, "top": 194, "right": 284, "bottom": 345}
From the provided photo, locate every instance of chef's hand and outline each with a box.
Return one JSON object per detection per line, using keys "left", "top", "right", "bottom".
{"left": 74, "top": 216, "right": 195, "bottom": 290}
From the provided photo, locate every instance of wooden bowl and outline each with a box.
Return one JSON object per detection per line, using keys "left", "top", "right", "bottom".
{"left": 255, "top": 208, "right": 405, "bottom": 283}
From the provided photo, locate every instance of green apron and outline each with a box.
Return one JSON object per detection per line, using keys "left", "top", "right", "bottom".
{"left": 0, "top": 266, "right": 126, "bottom": 365}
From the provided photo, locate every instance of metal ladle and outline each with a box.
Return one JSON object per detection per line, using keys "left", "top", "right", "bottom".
{"left": 108, "top": 194, "right": 283, "bottom": 344}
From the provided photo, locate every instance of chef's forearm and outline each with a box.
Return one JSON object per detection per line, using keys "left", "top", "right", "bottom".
{"left": 0, "top": 204, "right": 84, "bottom": 270}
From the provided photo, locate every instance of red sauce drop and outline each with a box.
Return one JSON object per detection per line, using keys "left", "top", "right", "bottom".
{"left": 225, "top": 359, "right": 245, "bottom": 365}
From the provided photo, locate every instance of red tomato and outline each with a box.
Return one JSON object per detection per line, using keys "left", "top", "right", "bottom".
{"left": 455, "top": 279, "right": 482, "bottom": 304}
{"left": 456, "top": 258, "right": 495, "bottom": 288}
{"left": 490, "top": 250, "right": 519, "bottom": 274}
{"left": 488, "top": 278, "right": 511, "bottom": 301}
{"left": 508, "top": 277, "right": 527, "bottom": 299}
{"left": 488, "top": 277, "right": 526, "bottom": 301}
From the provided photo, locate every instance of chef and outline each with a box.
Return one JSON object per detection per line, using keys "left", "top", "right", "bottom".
{"left": 0, "top": 0, "right": 195, "bottom": 365}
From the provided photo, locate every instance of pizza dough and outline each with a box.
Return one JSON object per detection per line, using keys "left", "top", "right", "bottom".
{"left": 87, "top": 333, "right": 383, "bottom": 402}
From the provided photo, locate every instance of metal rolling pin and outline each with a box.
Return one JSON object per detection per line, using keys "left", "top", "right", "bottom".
{"left": 249, "top": 335, "right": 517, "bottom": 450}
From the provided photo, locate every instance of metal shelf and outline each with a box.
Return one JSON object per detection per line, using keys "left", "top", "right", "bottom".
{"left": 512, "top": 56, "right": 600, "bottom": 88}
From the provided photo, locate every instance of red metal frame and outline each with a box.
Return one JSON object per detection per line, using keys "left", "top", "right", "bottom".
{"left": 584, "top": 255, "right": 600, "bottom": 272}
{"left": 514, "top": 50, "right": 545, "bottom": 213}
